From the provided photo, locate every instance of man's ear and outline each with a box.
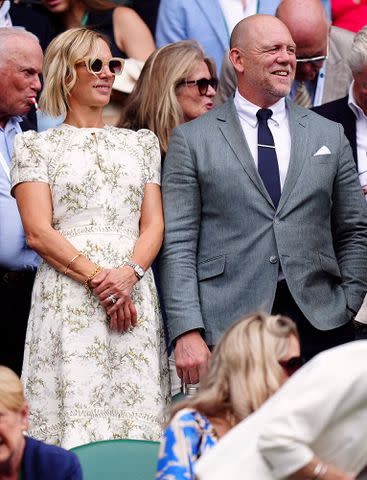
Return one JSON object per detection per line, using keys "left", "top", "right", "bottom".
{"left": 229, "top": 48, "right": 245, "bottom": 74}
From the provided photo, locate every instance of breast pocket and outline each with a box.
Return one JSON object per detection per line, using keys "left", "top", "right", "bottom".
{"left": 197, "top": 255, "right": 226, "bottom": 281}
{"left": 310, "top": 153, "right": 336, "bottom": 164}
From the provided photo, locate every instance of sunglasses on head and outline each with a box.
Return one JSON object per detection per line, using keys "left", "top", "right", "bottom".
{"left": 278, "top": 356, "right": 304, "bottom": 376}
{"left": 80, "top": 57, "right": 125, "bottom": 76}
{"left": 177, "top": 77, "right": 218, "bottom": 95}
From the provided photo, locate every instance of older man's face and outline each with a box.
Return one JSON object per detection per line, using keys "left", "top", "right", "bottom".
{"left": 353, "top": 66, "right": 367, "bottom": 115}
{"left": 0, "top": 38, "right": 43, "bottom": 126}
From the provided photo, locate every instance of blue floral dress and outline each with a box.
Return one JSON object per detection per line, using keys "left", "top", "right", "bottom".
{"left": 156, "top": 408, "right": 218, "bottom": 479}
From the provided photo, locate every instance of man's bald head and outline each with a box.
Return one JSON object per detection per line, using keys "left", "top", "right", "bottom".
{"left": 276, "top": 0, "right": 329, "bottom": 81}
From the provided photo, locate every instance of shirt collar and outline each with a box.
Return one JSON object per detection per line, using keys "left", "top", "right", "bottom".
{"left": 0, "top": 116, "right": 23, "bottom": 133}
{"left": 234, "top": 89, "right": 287, "bottom": 127}
{"left": 348, "top": 80, "right": 367, "bottom": 121}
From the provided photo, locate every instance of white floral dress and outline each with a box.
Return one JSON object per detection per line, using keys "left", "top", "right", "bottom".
{"left": 11, "top": 124, "right": 170, "bottom": 448}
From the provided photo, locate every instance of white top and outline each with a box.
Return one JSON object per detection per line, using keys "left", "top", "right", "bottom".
{"left": 219, "top": 0, "right": 258, "bottom": 34}
{"left": 348, "top": 81, "right": 367, "bottom": 187}
{"left": 233, "top": 89, "right": 291, "bottom": 190}
{"left": 0, "top": 0, "right": 11, "bottom": 27}
{"left": 196, "top": 341, "right": 367, "bottom": 480}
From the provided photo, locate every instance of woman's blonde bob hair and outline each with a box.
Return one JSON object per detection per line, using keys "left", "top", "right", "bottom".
{"left": 0, "top": 366, "right": 26, "bottom": 412}
{"left": 119, "top": 40, "right": 216, "bottom": 155}
{"left": 40, "top": 27, "right": 111, "bottom": 117}
{"left": 170, "top": 312, "right": 298, "bottom": 424}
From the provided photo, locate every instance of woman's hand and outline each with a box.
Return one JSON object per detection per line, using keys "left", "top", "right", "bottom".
{"left": 90, "top": 266, "right": 138, "bottom": 332}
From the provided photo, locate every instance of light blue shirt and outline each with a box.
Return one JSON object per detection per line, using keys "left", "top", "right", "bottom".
{"left": 0, "top": 117, "right": 39, "bottom": 270}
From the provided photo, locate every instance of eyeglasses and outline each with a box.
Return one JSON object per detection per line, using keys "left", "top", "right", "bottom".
{"left": 78, "top": 57, "right": 125, "bottom": 76}
{"left": 296, "top": 54, "right": 328, "bottom": 66}
{"left": 176, "top": 77, "right": 218, "bottom": 95}
{"left": 279, "top": 356, "right": 304, "bottom": 376}
{"left": 296, "top": 41, "right": 329, "bottom": 66}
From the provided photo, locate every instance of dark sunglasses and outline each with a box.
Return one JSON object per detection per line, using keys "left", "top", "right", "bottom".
{"left": 177, "top": 77, "right": 218, "bottom": 96}
{"left": 279, "top": 356, "right": 304, "bottom": 376}
{"left": 80, "top": 57, "right": 125, "bottom": 76}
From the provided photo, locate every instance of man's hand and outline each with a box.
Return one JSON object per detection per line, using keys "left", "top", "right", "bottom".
{"left": 174, "top": 330, "right": 211, "bottom": 384}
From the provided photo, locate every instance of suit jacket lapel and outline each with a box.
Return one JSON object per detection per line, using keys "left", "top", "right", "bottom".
{"left": 195, "top": 0, "right": 228, "bottom": 51}
{"left": 277, "top": 101, "right": 310, "bottom": 213}
{"left": 217, "top": 99, "right": 274, "bottom": 206}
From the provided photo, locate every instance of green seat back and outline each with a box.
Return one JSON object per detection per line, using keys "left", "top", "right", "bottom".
{"left": 70, "top": 439, "right": 160, "bottom": 480}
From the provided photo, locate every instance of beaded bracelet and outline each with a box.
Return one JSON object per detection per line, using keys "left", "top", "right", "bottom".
{"left": 64, "top": 253, "right": 83, "bottom": 275}
{"left": 84, "top": 265, "right": 102, "bottom": 291}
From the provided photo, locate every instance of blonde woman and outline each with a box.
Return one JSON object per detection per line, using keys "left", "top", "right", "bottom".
{"left": 119, "top": 40, "right": 217, "bottom": 156}
{"left": 11, "top": 27, "right": 169, "bottom": 448}
{"left": 156, "top": 313, "right": 301, "bottom": 480}
{"left": 0, "top": 366, "right": 82, "bottom": 480}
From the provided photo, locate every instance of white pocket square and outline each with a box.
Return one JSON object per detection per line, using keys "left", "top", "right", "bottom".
{"left": 314, "top": 146, "right": 331, "bottom": 156}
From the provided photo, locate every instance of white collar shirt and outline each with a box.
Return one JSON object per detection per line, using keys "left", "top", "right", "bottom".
{"left": 348, "top": 81, "right": 367, "bottom": 187}
{"left": 233, "top": 89, "right": 291, "bottom": 190}
{"left": 0, "top": 1, "right": 12, "bottom": 27}
{"left": 219, "top": 0, "right": 258, "bottom": 35}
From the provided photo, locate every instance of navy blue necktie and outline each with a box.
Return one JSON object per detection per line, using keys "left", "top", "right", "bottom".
{"left": 256, "top": 108, "right": 281, "bottom": 208}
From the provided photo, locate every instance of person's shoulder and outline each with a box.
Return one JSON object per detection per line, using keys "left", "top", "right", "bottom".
{"left": 178, "top": 101, "right": 231, "bottom": 134}
{"left": 109, "top": 126, "right": 158, "bottom": 142}
{"left": 25, "top": 437, "right": 82, "bottom": 479}
{"left": 330, "top": 25, "right": 355, "bottom": 41}
{"left": 312, "top": 96, "right": 349, "bottom": 118}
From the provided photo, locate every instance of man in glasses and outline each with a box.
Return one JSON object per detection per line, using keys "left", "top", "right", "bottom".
{"left": 159, "top": 14, "right": 367, "bottom": 386}
{"left": 219, "top": 0, "right": 353, "bottom": 108}
{"left": 0, "top": 28, "right": 42, "bottom": 376}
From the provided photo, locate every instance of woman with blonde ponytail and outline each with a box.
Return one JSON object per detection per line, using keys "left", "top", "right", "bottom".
{"left": 156, "top": 312, "right": 301, "bottom": 480}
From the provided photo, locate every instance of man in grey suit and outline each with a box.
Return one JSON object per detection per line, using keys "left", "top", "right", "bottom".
{"left": 218, "top": 0, "right": 354, "bottom": 106}
{"left": 159, "top": 14, "right": 367, "bottom": 384}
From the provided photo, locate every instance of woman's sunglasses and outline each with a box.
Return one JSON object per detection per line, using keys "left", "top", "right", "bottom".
{"left": 279, "top": 356, "right": 304, "bottom": 376}
{"left": 79, "top": 57, "right": 125, "bottom": 76}
{"left": 177, "top": 77, "right": 218, "bottom": 96}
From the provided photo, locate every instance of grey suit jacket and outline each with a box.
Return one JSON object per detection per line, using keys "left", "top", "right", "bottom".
{"left": 218, "top": 26, "right": 354, "bottom": 105}
{"left": 158, "top": 98, "right": 367, "bottom": 346}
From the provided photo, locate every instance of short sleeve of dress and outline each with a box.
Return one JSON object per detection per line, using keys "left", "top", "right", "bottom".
{"left": 136, "top": 129, "right": 161, "bottom": 185}
{"left": 11, "top": 130, "right": 49, "bottom": 196}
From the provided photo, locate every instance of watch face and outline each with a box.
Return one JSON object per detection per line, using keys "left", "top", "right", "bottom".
{"left": 135, "top": 266, "right": 144, "bottom": 278}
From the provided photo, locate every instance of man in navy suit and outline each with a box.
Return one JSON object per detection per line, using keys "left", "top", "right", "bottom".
{"left": 314, "top": 26, "right": 367, "bottom": 197}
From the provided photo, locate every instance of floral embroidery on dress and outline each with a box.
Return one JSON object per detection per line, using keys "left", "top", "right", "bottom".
{"left": 11, "top": 124, "right": 170, "bottom": 448}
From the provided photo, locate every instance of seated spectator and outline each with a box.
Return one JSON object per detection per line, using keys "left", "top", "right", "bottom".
{"left": 156, "top": 313, "right": 301, "bottom": 480}
{"left": 119, "top": 40, "right": 217, "bottom": 157}
{"left": 41, "top": 0, "right": 155, "bottom": 61}
{"left": 332, "top": 0, "right": 367, "bottom": 33}
{"left": 0, "top": 366, "right": 82, "bottom": 480}
{"left": 196, "top": 341, "right": 367, "bottom": 480}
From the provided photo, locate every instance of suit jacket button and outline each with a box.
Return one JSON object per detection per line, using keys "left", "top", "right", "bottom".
{"left": 269, "top": 255, "right": 278, "bottom": 264}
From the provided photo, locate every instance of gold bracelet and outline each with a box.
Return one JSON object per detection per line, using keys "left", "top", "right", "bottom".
{"left": 64, "top": 253, "right": 83, "bottom": 275}
{"left": 84, "top": 265, "right": 102, "bottom": 290}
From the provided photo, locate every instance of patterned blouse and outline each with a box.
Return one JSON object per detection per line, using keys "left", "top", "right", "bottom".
{"left": 156, "top": 408, "right": 218, "bottom": 479}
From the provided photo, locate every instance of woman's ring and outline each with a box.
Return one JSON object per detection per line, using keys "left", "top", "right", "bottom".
{"left": 107, "top": 294, "right": 117, "bottom": 305}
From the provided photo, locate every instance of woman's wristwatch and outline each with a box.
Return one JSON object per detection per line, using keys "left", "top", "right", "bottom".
{"left": 123, "top": 261, "right": 145, "bottom": 280}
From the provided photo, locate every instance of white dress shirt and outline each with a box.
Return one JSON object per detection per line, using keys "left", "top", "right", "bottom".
{"left": 219, "top": 0, "right": 258, "bottom": 34}
{"left": 0, "top": 0, "right": 12, "bottom": 27}
{"left": 233, "top": 89, "right": 291, "bottom": 190}
{"left": 196, "top": 341, "right": 367, "bottom": 480}
{"left": 348, "top": 81, "right": 367, "bottom": 190}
